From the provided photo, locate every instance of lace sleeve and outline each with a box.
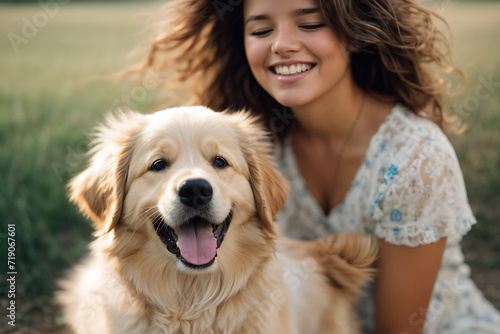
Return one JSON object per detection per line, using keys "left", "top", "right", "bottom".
{"left": 372, "top": 136, "right": 476, "bottom": 247}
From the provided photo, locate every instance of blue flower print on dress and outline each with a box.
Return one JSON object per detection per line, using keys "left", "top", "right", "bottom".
{"left": 383, "top": 164, "right": 399, "bottom": 184}
{"left": 275, "top": 104, "right": 500, "bottom": 333}
{"left": 388, "top": 164, "right": 399, "bottom": 179}
{"left": 390, "top": 209, "right": 403, "bottom": 223}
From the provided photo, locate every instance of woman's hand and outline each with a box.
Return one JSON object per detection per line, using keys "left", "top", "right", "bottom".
{"left": 374, "top": 237, "right": 447, "bottom": 334}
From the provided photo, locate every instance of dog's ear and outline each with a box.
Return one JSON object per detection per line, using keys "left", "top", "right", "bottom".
{"left": 69, "top": 111, "right": 146, "bottom": 236}
{"left": 230, "top": 111, "right": 289, "bottom": 235}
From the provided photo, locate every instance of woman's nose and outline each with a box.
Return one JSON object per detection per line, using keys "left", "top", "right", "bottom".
{"left": 271, "top": 27, "right": 301, "bottom": 55}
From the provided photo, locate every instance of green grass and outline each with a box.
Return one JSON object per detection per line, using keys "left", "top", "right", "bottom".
{"left": 441, "top": 2, "right": 500, "bottom": 268}
{"left": 0, "top": 2, "right": 167, "bottom": 328}
{"left": 0, "top": 1, "right": 499, "bottom": 330}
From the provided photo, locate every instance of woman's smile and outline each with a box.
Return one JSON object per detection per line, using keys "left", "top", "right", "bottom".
{"left": 270, "top": 62, "right": 316, "bottom": 83}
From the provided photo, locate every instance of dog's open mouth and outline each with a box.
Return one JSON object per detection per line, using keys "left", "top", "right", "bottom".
{"left": 153, "top": 211, "right": 233, "bottom": 269}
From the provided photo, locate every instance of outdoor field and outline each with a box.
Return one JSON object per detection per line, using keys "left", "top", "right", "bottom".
{"left": 0, "top": 1, "right": 499, "bottom": 332}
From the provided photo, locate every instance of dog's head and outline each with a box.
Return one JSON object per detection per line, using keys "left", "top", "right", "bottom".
{"left": 69, "top": 106, "right": 288, "bottom": 272}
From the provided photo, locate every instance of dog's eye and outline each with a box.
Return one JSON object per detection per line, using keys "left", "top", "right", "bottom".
{"left": 213, "top": 156, "right": 228, "bottom": 169}
{"left": 150, "top": 159, "right": 167, "bottom": 171}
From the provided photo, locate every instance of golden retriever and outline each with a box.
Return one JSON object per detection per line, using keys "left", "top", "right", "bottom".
{"left": 57, "top": 106, "right": 376, "bottom": 334}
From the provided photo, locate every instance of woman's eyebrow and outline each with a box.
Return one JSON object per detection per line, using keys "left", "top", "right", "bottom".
{"left": 245, "top": 8, "right": 320, "bottom": 25}
{"left": 290, "top": 7, "right": 320, "bottom": 17}
{"left": 245, "top": 14, "right": 270, "bottom": 25}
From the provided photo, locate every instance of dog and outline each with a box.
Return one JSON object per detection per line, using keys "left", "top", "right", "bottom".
{"left": 57, "top": 106, "right": 376, "bottom": 334}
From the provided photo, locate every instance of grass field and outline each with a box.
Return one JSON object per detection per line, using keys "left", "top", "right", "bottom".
{"left": 0, "top": 1, "right": 499, "bottom": 332}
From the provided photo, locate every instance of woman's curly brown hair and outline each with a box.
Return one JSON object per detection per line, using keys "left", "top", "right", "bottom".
{"left": 129, "top": 0, "right": 462, "bottom": 136}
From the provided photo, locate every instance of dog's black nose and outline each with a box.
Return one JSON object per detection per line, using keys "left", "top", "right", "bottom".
{"left": 178, "top": 179, "right": 213, "bottom": 209}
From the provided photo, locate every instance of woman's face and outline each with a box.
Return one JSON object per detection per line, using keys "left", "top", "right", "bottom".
{"left": 243, "top": 0, "right": 352, "bottom": 111}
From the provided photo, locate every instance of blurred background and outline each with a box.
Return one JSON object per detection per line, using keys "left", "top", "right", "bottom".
{"left": 0, "top": 0, "right": 499, "bottom": 332}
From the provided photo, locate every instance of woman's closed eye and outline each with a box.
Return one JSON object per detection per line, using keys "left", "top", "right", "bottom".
{"left": 250, "top": 24, "right": 326, "bottom": 36}
{"left": 299, "top": 23, "right": 326, "bottom": 30}
{"left": 250, "top": 29, "right": 273, "bottom": 37}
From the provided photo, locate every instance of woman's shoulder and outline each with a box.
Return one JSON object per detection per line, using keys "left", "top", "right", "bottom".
{"left": 371, "top": 104, "right": 457, "bottom": 164}
{"left": 373, "top": 104, "right": 464, "bottom": 195}
{"left": 381, "top": 104, "right": 448, "bottom": 143}
{"left": 368, "top": 105, "right": 476, "bottom": 246}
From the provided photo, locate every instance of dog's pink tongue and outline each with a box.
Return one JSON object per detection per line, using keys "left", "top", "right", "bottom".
{"left": 176, "top": 220, "right": 217, "bottom": 266}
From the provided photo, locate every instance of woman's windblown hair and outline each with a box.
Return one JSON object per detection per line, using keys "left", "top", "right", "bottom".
{"left": 129, "top": 0, "right": 462, "bottom": 134}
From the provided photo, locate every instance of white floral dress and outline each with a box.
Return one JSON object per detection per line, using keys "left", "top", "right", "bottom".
{"left": 274, "top": 104, "right": 500, "bottom": 334}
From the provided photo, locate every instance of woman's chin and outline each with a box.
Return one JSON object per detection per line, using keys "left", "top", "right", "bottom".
{"left": 273, "top": 95, "right": 309, "bottom": 110}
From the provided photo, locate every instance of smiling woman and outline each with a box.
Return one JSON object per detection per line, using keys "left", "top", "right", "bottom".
{"left": 129, "top": 0, "right": 500, "bottom": 333}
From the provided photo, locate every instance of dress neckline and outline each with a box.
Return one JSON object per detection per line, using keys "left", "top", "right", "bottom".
{"left": 283, "top": 103, "right": 405, "bottom": 220}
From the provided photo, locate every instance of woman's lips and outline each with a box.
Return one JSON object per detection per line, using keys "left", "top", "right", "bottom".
{"left": 270, "top": 64, "right": 315, "bottom": 84}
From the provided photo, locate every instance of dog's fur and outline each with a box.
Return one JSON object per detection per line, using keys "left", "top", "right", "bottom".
{"left": 57, "top": 106, "right": 376, "bottom": 334}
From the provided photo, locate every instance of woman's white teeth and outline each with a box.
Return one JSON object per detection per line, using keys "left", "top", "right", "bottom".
{"left": 274, "top": 64, "right": 312, "bottom": 75}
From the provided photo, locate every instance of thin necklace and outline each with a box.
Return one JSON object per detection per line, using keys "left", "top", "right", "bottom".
{"left": 331, "top": 92, "right": 366, "bottom": 206}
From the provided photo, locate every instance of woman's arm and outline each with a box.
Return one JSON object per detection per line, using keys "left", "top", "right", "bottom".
{"left": 374, "top": 237, "right": 447, "bottom": 334}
